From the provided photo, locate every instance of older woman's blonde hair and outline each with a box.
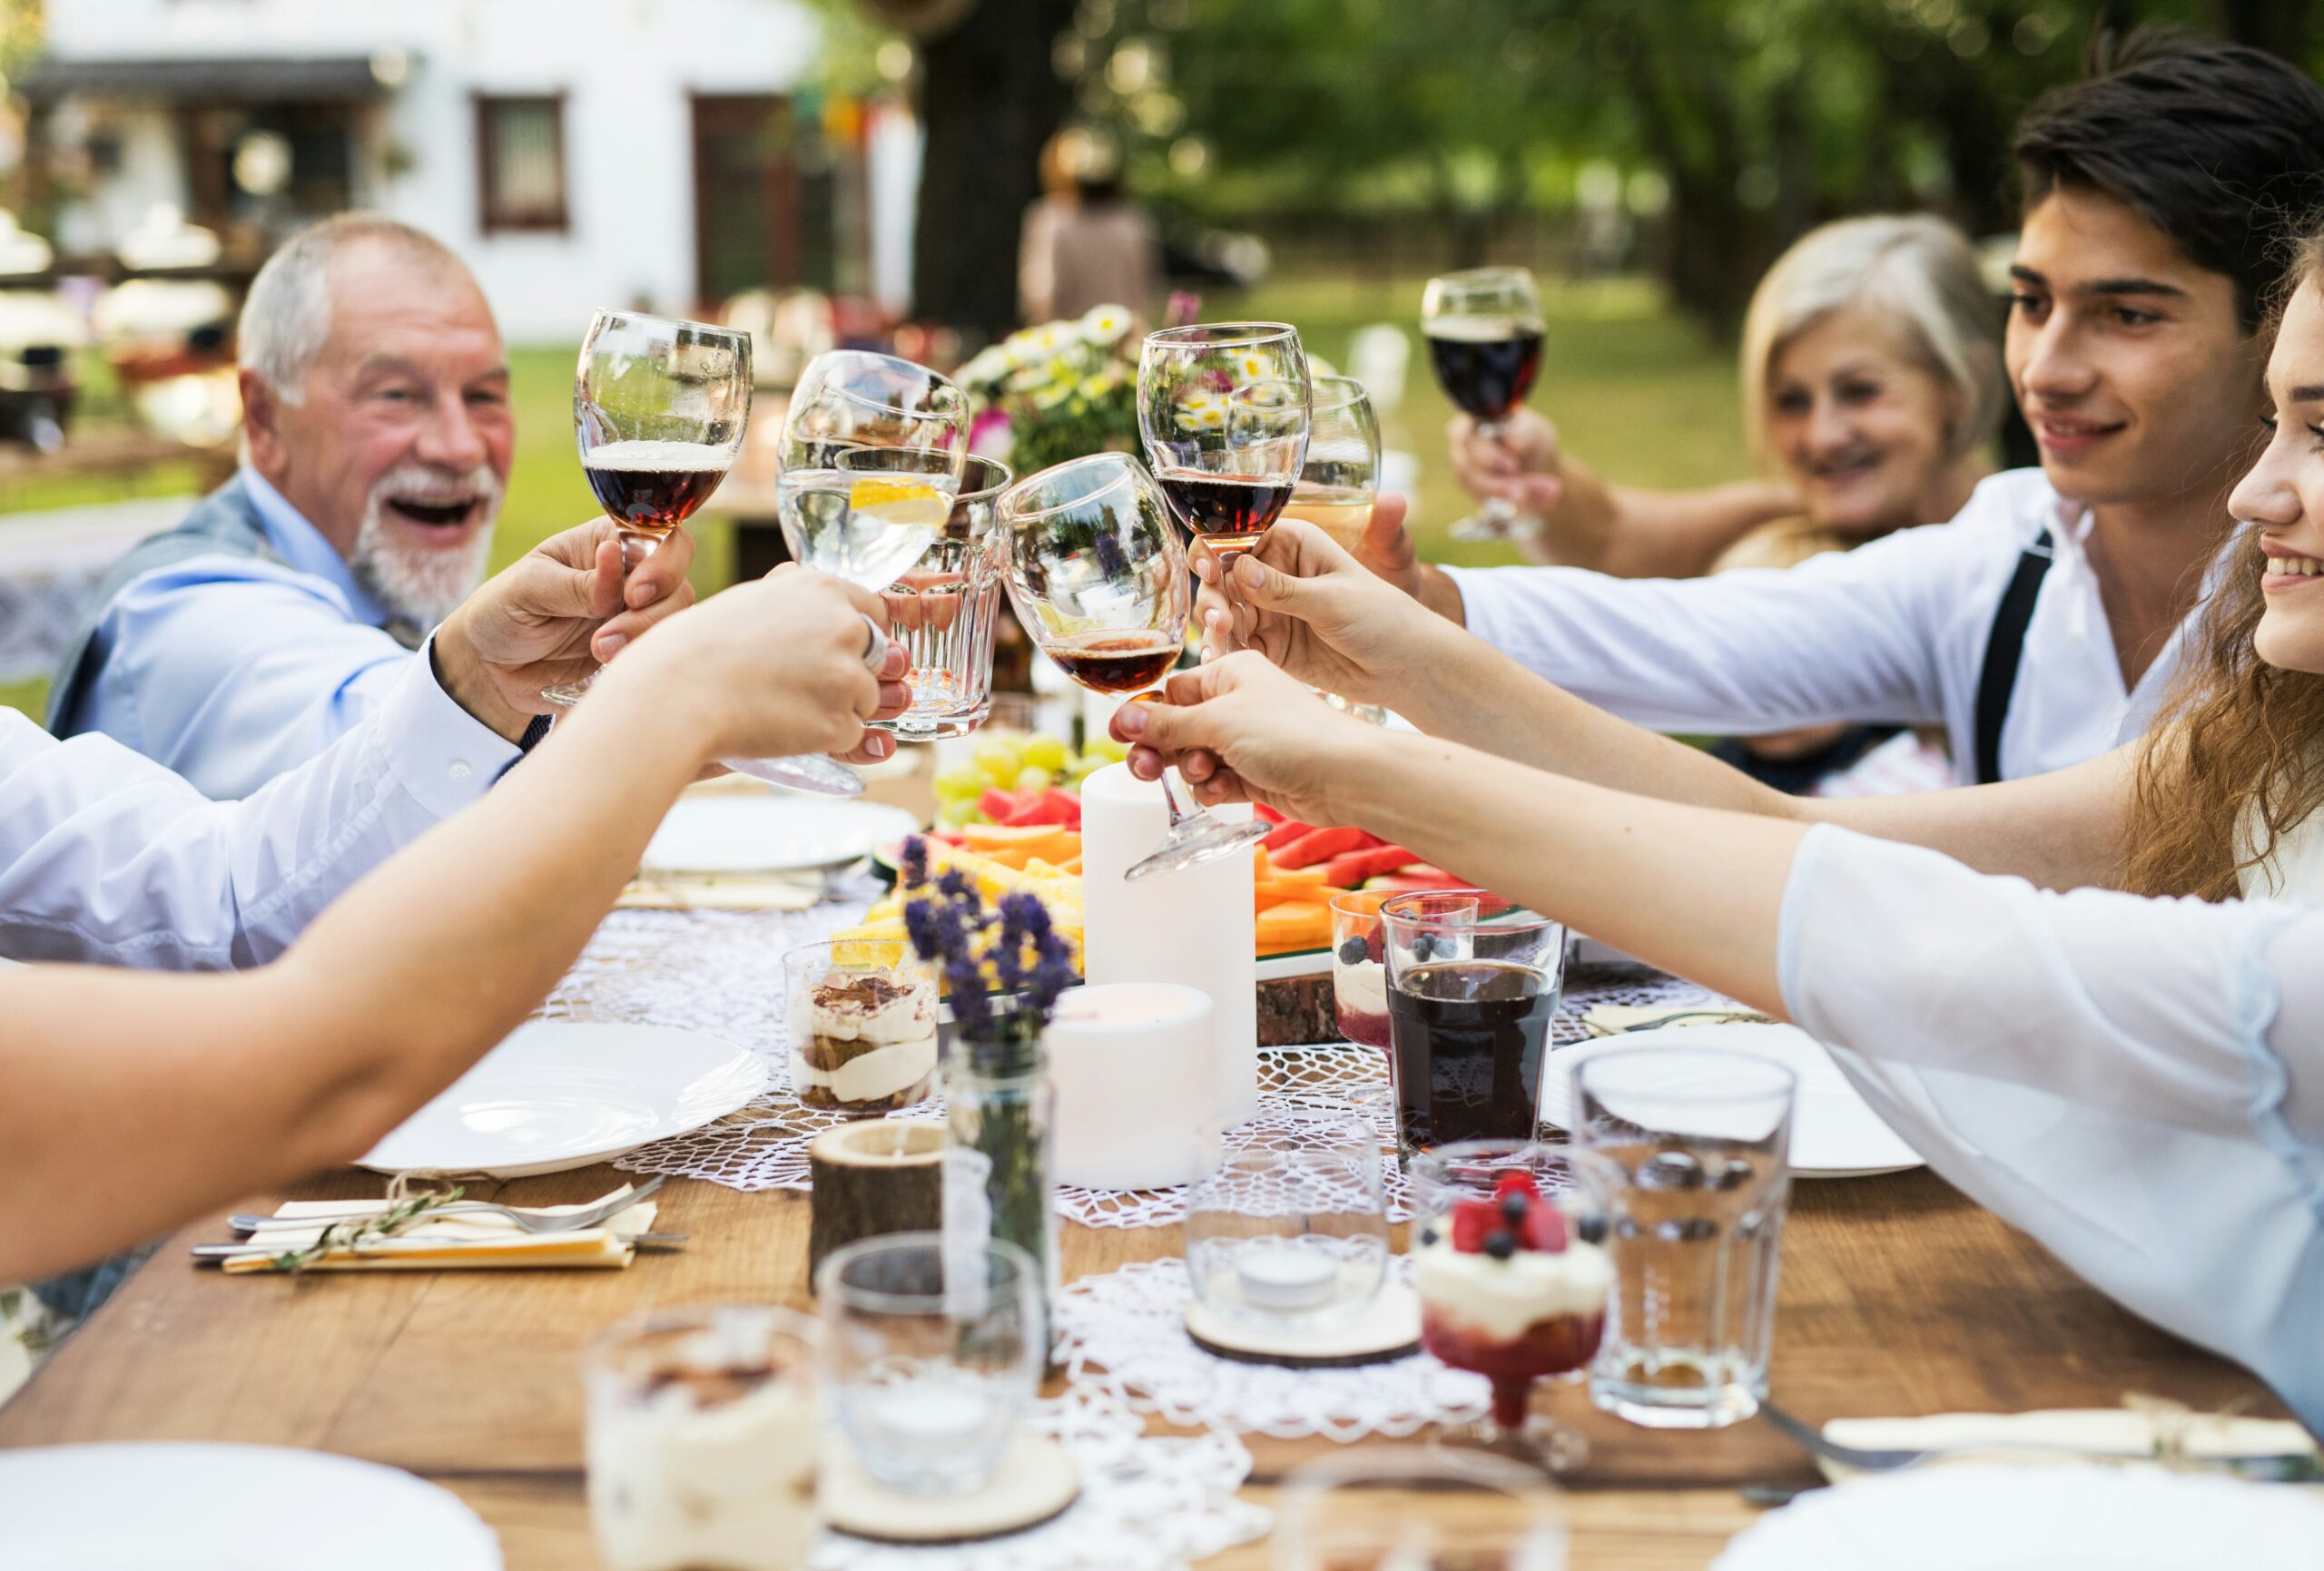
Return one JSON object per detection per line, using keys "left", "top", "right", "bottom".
{"left": 1738, "top": 214, "right": 2005, "bottom": 470}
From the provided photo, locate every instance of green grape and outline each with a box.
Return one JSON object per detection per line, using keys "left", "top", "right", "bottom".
{"left": 1085, "top": 737, "right": 1131, "bottom": 763}
{"left": 932, "top": 764, "right": 985, "bottom": 801}
{"left": 976, "top": 740, "right": 1024, "bottom": 784}
{"left": 1022, "top": 734, "right": 1068, "bottom": 773}
{"left": 1015, "top": 766, "right": 1055, "bottom": 794}
{"left": 938, "top": 797, "right": 980, "bottom": 827}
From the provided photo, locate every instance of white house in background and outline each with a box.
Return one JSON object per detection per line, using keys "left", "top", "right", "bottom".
{"left": 23, "top": 0, "right": 920, "bottom": 339}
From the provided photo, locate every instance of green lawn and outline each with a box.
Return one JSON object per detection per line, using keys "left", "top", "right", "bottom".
{"left": 2, "top": 275, "right": 1747, "bottom": 722}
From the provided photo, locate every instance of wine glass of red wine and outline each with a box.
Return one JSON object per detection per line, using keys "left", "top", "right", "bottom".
{"left": 544, "top": 309, "right": 751, "bottom": 705}
{"left": 997, "top": 453, "right": 1269, "bottom": 881}
{"left": 1137, "top": 322, "right": 1311, "bottom": 574}
{"left": 1422, "top": 268, "right": 1545, "bottom": 544}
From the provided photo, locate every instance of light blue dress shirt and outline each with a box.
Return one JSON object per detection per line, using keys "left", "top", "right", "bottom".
{"left": 1779, "top": 825, "right": 2324, "bottom": 1436}
{"left": 74, "top": 468, "right": 422, "bottom": 800}
{"left": 1, "top": 648, "right": 515, "bottom": 969}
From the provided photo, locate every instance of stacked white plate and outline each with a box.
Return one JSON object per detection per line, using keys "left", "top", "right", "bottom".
{"left": 0, "top": 1443, "right": 502, "bottom": 1569}
{"left": 1543, "top": 1022, "right": 1923, "bottom": 1179}
{"left": 1712, "top": 1463, "right": 2324, "bottom": 1567}
{"left": 642, "top": 792, "right": 920, "bottom": 876}
{"left": 361, "top": 1020, "right": 765, "bottom": 1178}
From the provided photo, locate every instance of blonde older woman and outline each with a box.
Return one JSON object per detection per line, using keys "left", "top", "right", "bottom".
{"left": 1450, "top": 213, "right": 2005, "bottom": 577}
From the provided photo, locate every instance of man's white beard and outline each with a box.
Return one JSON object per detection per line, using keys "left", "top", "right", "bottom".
{"left": 349, "top": 462, "right": 502, "bottom": 628}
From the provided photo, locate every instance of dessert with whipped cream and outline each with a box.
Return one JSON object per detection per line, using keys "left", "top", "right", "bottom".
{"left": 790, "top": 965, "right": 938, "bottom": 1113}
{"left": 1332, "top": 925, "right": 1390, "bottom": 1050}
{"left": 586, "top": 1331, "right": 820, "bottom": 1571}
{"left": 1414, "top": 1166, "right": 1610, "bottom": 1429}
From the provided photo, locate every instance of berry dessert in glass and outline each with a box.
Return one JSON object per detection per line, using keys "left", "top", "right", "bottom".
{"left": 1328, "top": 891, "right": 1392, "bottom": 1053}
{"left": 1409, "top": 1139, "right": 1614, "bottom": 1468}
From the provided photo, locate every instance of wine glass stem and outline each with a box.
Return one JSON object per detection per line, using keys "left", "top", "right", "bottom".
{"left": 1158, "top": 766, "right": 1205, "bottom": 829}
{"left": 619, "top": 528, "right": 661, "bottom": 574}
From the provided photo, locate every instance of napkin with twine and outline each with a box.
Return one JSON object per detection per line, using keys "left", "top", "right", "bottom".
{"left": 217, "top": 1184, "right": 657, "bottom": 1273}
{"left": 1581, "top": 1001, "right": 1771, "bottom": 1036}
{"left": 1813, "top": 1400, "right": 2320, "bottom": 1484}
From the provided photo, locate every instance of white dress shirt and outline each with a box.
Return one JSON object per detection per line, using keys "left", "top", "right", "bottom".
{"left": 1779, "top": 825, "right": 2324, "bottom": 1434}
{"left": 1444, "top": 469, "right": 2195, "bottom": 783}
{"left": 73, "top": 468, "right": 420, "bottom": 800}
{"left": 0, "top": 648, "right": 516, "bottom": 970}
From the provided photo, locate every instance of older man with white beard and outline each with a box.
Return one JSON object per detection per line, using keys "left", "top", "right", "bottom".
{"left": 44, "top": 213, "right": 716, "bottom": 798}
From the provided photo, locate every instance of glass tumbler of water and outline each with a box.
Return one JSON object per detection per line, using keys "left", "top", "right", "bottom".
{"left": 1274, "top": 1445, "right": 1567, "bottom": 1571}
{"left": 1184, "top": 1114, "right": 1391, "bottom": 1333}
{"left": 872, "top": 454, "right": 1013, "bottom": 741}
{"left": 1571, "top": 1047, "right": 1795, "bottom": 1429}
{"left": 816, "top": 1232, "right": 1041, "bottom": 1497}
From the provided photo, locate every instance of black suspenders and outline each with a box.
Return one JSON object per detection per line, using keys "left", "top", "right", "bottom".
{"left": 1972, "top": 527, "right": 2055, "bottom": 785}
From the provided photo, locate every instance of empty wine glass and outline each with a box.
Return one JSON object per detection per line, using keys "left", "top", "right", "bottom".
{"left": 1137, "top": 322, "right": 1311, "bottom": 572}
{"left": 996, "top": 452, "right": 1268, "bottom": 880}
{"left": 726, "top": 350, "right": 970, "bottom": 796}
{"left": 1423, "top": 267, "right": 1545, "bottom": 544}
{"left": 545, "top": 309, "right": 751, "bottom": 705}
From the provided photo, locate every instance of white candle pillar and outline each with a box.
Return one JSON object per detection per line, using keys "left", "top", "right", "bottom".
{"left": 1046, "top": 982, "right": 1215, "bottom": 1189}
{"left": 1077, "top": 762, "right": 1259, "bottom": 1125}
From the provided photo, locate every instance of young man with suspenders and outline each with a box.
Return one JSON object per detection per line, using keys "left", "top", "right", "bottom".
{"left": 1327, "top": 36, "right": 2324, "bottom": 787}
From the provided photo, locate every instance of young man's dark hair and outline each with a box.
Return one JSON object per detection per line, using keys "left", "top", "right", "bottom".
{"left": 2014, "top": 28, "right": 2324, "bottom": 329}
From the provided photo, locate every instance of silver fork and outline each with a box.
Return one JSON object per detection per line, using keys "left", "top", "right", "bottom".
{"left": 1758, "top": 1399, "right": 2322, "bottom": 1480}
{"left": 228, "top": 1175, "right": 665, "bottom": 1237}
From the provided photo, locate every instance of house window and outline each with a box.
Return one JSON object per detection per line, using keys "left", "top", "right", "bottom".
{"left": 475, "top": 94, "right": 567, "bottom": 233}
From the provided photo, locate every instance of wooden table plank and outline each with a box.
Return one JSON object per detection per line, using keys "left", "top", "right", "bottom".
{"left": 0, "top": 1156, "right": 2279, "bottom": 1569}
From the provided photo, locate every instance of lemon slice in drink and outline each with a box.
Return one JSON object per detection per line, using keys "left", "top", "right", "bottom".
{"left": 847, "top": 477, "right": 949, "bottom": 531}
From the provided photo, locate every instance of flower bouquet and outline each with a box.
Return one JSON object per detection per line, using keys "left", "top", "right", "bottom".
{"left": 956, "top": 304, "right": 1140, "bottom": 473}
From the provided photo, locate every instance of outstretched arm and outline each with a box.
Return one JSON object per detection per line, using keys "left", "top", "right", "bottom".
{"left": 0, "top": 571, "right": 892, "bottom": 1281}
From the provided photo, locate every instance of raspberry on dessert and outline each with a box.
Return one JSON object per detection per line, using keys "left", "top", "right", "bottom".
{"left": 1494, "top": 1168, "right": 1538, "bottom": 1197}
{"left": 1364, "top": 924, "right": 1385, "bottom": 963}
{"left": 1521, "top": 1203, "right": 1569, "bottom": 1253}
{"left": 1450, "top": 1198, "right": 1502, "bottom": 1253}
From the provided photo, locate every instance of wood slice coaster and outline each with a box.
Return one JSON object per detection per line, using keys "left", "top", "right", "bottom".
{"left": 1183, "top": 1280, "right": 1423, "bottom": 1368}
{"left": 806, "top": 1119, "right": 944, "bottom": 1288}
{"left": 821, "top": 1431, "right": 1080, "bottom": 1543}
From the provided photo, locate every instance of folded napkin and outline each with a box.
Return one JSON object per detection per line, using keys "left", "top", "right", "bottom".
{"left": 217, "top": 1187, "right": 657, "bottom": 1273}
{"left": 617, "top": 872, "right": 824, "bottom": 911}
{"left": 1581, "top": 1001, "right": 1770, "bottom": 1036}
{"left": 1815, "top": 1407, "right": 2320, "bottom": 1484}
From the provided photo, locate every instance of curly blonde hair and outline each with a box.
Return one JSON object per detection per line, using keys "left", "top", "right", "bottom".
{"left": 2122, "top": 229, "right": 2324, "bottom": 898}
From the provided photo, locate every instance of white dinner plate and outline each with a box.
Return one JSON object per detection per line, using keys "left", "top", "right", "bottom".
{"left": 1542, "top": 1023, "right": 1923, "bottom": 1178}
{"left": 1710, "top": 1462, "right": 2324, "bottom": 1569}
{"left": 362, "top": 1020, "right": 766, "bottom": 1177}
{"left": 641, "top": 792, "right": 921, "bottom": 876}
{"left": 0, "top": 1442, "right": 502, "bottom": 1570}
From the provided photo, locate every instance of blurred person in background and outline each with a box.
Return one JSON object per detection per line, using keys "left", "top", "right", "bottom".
{"left": 1019, "top": 127, "right": 1161, "bottom": 329}
{"left": 44, "top": 214, "right": 724, "bottom": 798}
{"left": 1449, "top": 214, "right": 2003, "bottom": 584}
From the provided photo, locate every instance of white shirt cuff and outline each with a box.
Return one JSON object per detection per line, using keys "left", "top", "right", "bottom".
{"left": 1439, "top": 565, "right": 1505, "bottom": 647}
{"left": 377, "top": 637, "right": 522, "bottom": 820}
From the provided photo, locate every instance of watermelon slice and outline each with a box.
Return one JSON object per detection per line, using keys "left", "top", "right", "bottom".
{"left": 1323, "top": 844, "right": 1416, "bottom": 888}
{"left": 1042, "top": 787, "right": 1083, "bottom": 829}
{"left": 1271, "top": 824, "right": 1365, "bottom": 869}
{"left": 1262, "top": 818, "right": 1315, "bottom": 853}
{"left": 1363, "top": 867, "right": 1473, "bottom": 894}
{"left": 1254, "top": 802, "right": 1285, "bottom": 825}
{"left": 977, "top": 786, "right": 1019, "bottom": 823}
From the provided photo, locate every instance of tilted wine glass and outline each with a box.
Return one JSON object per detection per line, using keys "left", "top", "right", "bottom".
{"left": 996, "top": 452, "right": 1268, "bottom": 880}
{"left": 1422, "top": 267, "right": 1546, "bottom": 544}
{"left": 1137, "top": 322, "right": 1312, "bottom": 574}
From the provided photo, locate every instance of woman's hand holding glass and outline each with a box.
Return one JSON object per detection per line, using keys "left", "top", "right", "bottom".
{"left": 1109, "top": 650, "right": 1377, "bottom": 830}
{"left": 1446, "top": 407, "right": 1567, "bottom": 518}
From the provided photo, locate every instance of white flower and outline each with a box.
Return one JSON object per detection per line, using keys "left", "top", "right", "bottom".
{"left": 1234, "top": 349, "right": 1275, "bottom": 384}
{"left": 959, "top": 348, "right": 1011, "bottom": 388}
{"left": 1079, "top": 304, "right": 1133, "bottom": 343}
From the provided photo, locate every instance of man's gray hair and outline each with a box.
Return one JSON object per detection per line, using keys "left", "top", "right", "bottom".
{"left": 239, "top": 213, "right": 469, "bottom": 405}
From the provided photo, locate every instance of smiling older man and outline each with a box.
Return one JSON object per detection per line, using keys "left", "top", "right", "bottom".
{"left": 44, "top": 213, "right": 699, "bottom": 798}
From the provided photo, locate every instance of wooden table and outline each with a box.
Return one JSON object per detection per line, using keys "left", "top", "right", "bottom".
{"left": 0, "top": 1155, "right": 2278, "bottom": 1568}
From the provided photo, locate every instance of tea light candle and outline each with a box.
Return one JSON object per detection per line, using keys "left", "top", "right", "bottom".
{"left": 1235, "top": 1239, "right": 1340, "bottom": 1312}
{"left": 1046, "top": 982, "right": 1215, "bottom": 1190}
{"left": 1078, "top": 762, "right": 1260, "bottom": 1125}
{"left": 860, "top": 1382, "right": 994, "bottom": 1448}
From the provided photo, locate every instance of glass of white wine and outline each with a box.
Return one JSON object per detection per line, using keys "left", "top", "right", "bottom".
{"left": 1278, "top": 374, "right": 1381, "bottom": 556}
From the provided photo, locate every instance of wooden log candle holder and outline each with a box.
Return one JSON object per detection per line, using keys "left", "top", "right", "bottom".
{"left": 806, "top": 1118, "right": 945, "bottom": 1288}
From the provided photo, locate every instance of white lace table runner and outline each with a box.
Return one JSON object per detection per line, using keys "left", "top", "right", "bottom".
{"left": 1058, "top": 1257, "right": 1493, "bottom": 1441}
{"left": 582, "top": 903, "right": 1724, "bottom": 1226}
{"left": 811, "top": 1385, "right": 1266, "bottom": 1571}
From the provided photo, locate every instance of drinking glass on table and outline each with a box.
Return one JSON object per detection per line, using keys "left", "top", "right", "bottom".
{"left": 996, "top": 452, "right": 1267, "bottom": 880}
{"left": 1380, "top": 891, "right": 1565, "bottom": 1159}
{"left": 733, "top": 350, "right": 970, "bottom": 795}
{"left": 585, "top": 1302, "right": 822, "bottom": 1571}
{"left": 1279, "top": 374, "right": 1381, "bottom": 556}
{"left": 1328, "top": 889, "right": 1393, "bottom": 1054}
{"left": 1185, "top": 1114, "right": 1389, "bottom": 1333}
{"left": 1275, "top": 1446, "right": 1567, "bottom": 1571}
{"left": 1571, "top": 1047, "right": 1794, "bottom": 1430}
{"left": 1423, "top": 267, "right": 1545, "bottom": 543}
{"left": 871, "top": 454, "right": 1012, "bottom": 741}
{"left": 1137, "top": 322, "right": 1311, "bottom": 572}
{"left": 545, "top": 309, "right": 751, "bottom": 705}
{"left": 816, "top": 1232, "right": 1041, "bottom": 1497}
{"left": 1408, "top": 1140, "right": 1613, "bottom": 1469}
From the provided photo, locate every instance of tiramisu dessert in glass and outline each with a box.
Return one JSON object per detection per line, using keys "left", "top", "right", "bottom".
{"left": 784, "top": 939, "right": 939, "bottom": 1114}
